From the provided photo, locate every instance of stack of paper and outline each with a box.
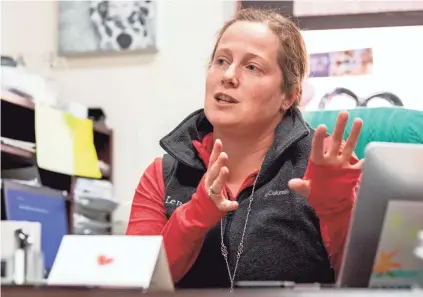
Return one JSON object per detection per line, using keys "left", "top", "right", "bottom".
{"left": 72, "top": 177, "right": 116, "bottom": 235}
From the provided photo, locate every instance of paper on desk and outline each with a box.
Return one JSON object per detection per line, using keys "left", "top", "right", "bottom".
{"left": 35, "top": 104, "right": 101, "bottom": 178}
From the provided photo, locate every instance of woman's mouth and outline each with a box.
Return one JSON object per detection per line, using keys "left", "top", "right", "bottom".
{"left": 214, "top": 93, "right": 238, "bottom": 104}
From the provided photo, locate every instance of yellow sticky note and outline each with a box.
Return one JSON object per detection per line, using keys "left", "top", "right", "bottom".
{"left": 65, "top": 113, "right": 102, "bottom": 179}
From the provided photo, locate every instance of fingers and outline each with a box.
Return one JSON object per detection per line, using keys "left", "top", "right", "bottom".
{"left": 207, "top": 164, "right": 239, "bottom": 212}
{"left": 206, "top": 152, "right": 228, "bottom": 186}
{"left": 341, "top": 118, "right": 363, "bottom": 162}
{"left": 204, "top": 139, "right": 237, "bottom": 212}
{"left": 209, "top": 139, "right": 223, "bottom": 167}
{"left": 288, "top": 178, "right": 311, "bottom": 198}
{"left": 210, "top": 166, "right": 229, "bottom": 196}
{"left": 329, "top": 111, "right": 349, "bottom": 156}
{"left": 311, "top": 125, "right": 327, "bottom": 164}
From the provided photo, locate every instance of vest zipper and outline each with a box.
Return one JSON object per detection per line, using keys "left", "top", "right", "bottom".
{"left": 256, "top": 130, "right": 309, "bottom": 187}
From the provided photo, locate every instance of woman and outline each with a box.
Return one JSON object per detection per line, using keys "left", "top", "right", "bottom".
{"left": 126, "top": 8, "right": 363, "bottom": 290}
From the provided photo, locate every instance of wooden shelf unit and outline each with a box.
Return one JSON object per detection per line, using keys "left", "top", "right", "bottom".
{"left": 1, "top": 91, "right": 114, "bottom": 234}
{"left": 1, "top": 91, "right": 112, "bottom": 135}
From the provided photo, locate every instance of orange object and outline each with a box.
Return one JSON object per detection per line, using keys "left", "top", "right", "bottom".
{"left": 97, "top": 255, "right": 113, "bottom": 266}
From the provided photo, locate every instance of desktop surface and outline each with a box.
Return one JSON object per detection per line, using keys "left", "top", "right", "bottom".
{"left": 2, "top": 285, "right": 422, "bottom": 297}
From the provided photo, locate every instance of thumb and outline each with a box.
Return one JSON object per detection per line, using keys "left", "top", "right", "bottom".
{"left": 218, "top": 199, "right": 239, "bottom": 212}
{"left": 288, "top": 178, "right": 311, "bottom": 198}
{"left": 352, "top": 158, "right": 365, "bottom": 169}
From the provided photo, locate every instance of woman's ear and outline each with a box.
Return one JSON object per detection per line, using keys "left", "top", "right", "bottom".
{"left": 280, "top": 92, "right": 297, "bottom": 111}
{"left": 279, "top": 94, "right": 285, "bottom": 112}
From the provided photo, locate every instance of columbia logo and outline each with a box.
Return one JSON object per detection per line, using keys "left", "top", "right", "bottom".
{"left": 264, "top": 189, "right": 290, "bottom": 197}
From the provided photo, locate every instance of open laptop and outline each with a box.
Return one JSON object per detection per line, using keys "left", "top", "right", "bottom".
{"left": 337, "top": 142, "right": 423, "bottom": 288}
{"left": 47, "top": 235, "right": 174, "bottom": 292}
{"left": 235, "top": 142, "right": 423, "bottom": 290}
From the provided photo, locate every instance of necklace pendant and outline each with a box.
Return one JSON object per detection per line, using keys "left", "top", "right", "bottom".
{"left": 221, "top": 245, "right": 228, "bottom": 257}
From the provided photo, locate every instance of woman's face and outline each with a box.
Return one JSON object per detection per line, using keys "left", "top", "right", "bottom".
{"left": 204, "top": 21, "right": 284, "bottom": 133}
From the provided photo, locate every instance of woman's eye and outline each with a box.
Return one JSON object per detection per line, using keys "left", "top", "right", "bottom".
{"left": 216, "top": 59, "right": 226, "bottom": 65}
{"left": 247, "top": 64, "right": 257, "bottom": 71}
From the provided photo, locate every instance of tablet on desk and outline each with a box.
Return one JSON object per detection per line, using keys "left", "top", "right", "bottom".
{"left": 47, "top": 235, "right": 174, "bottom": 292}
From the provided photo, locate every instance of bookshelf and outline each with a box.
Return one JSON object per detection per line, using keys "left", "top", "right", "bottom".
{"left": 1, "top": 91, "right": 114, "bottom": 234}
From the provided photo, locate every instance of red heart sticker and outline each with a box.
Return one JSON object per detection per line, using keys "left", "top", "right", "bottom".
{"left": 97, "top": 255, "right": 113, "bottom": 265}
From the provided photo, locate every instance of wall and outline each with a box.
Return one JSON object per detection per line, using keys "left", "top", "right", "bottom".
{"left": 1, "top": 0, "right": 231, "bottom": 233}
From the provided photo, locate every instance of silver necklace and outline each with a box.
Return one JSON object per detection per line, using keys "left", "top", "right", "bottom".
{"left": 220, "top": 170, "right": 261, "bottom": 292}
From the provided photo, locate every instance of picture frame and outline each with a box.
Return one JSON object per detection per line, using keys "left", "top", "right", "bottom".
{"left": 58, "top": 1, "right": 157, "bottom": 56}
{"left": 240, "top": 1, "right": 423, "bottom": 30}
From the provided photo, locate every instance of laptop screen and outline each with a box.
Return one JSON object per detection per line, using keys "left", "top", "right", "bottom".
{"left": 3, "top": 181, "right": 68, "bottom": 275}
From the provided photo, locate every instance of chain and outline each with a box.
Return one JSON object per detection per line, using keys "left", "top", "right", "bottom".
{"left": 220, "top": 169, "right": 261, "bottom": 292}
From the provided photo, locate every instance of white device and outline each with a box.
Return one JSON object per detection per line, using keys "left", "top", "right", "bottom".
{"left": 47, "top": 235, "right": 174, "bottom": 292}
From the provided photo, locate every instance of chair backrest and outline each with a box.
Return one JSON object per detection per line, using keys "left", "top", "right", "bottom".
{"left": 303, "top": 107, "right": 423, "bottom": 159}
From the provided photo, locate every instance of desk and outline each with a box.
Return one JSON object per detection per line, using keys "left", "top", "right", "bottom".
{"left": 1, "top": 285, "right": 422, "bottom": 297}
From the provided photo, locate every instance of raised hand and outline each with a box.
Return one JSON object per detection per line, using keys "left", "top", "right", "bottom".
{"left": 204, "top": 139, "right": 239, "bottom": 212}
{"left": 288, "top": 111, "right": 364, "bottom": 198}
{"left": 310, "top": 111, "right": 363, "bottom": 168}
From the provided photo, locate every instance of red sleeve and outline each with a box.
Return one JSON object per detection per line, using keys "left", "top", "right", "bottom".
{"left": 126, "top": 158, "right": 225, "bottom": 283}
{"left": 303, "top": 137, "right": 362, "bottom": 278}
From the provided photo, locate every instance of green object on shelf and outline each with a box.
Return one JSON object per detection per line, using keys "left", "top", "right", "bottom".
{"left": 303, "top": 107, "right": 423, "bottom": 159}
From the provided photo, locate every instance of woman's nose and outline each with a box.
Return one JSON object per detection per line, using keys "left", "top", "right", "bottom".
{"left": 221, "top": 65, "right": 239, "bottom": 88}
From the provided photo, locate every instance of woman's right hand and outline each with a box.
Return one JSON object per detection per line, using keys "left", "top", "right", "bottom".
{"left": 204, "top": 139, "right": 239, "bottom": 212}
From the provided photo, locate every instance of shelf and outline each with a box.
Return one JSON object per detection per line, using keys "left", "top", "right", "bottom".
{"left": 1, "top": 90, "right": 34, "bottom": 109}
{"left": 93, "top": 122, "right": 112, "bottom": 135}
{"left": 1, "top": 143, "right": 34, "bottom": 159}
{"left": 1, "top": 92, "right": 112, "bottom": 136}
{"left": 1, "top": 88, "right": 113, "bottom": 236}
{"left": 1, "top": 143, "right": 35, "bottom": 169}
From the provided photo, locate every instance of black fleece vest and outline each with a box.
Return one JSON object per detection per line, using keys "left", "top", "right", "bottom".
{"left": 159, "top": 109, "right": 335, "bottom": 288}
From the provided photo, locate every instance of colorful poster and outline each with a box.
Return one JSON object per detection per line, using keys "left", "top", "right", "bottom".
{"left": 310, "top": 48, "right": 373, "bottom": 78}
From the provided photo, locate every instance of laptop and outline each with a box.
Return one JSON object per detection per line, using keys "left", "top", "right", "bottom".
{"left": 235, "top": 142, "right": 423, "bottom": 290}
{"left": 337, "top": 142, "right": 423, "bottom": 288}
{"left": 47, "top": 235, "right": 174, "bottom": 292}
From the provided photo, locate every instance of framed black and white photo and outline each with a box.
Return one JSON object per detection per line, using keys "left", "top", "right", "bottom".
{"left": 58, "top": 1, "right": 157, "bottom": 56}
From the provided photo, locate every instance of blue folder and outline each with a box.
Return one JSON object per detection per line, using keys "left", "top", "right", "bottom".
{"left": 3, "top": 181, "right": 68, "bottom": 274}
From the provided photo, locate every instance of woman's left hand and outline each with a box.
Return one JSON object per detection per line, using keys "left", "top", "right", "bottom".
{"left": 288, "top": 111, "right": 364, "bottom": 198}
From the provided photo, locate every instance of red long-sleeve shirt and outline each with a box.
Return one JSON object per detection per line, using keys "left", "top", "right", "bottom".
{"left": 126, "top": 134, "right": 361, "bottom": 283}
